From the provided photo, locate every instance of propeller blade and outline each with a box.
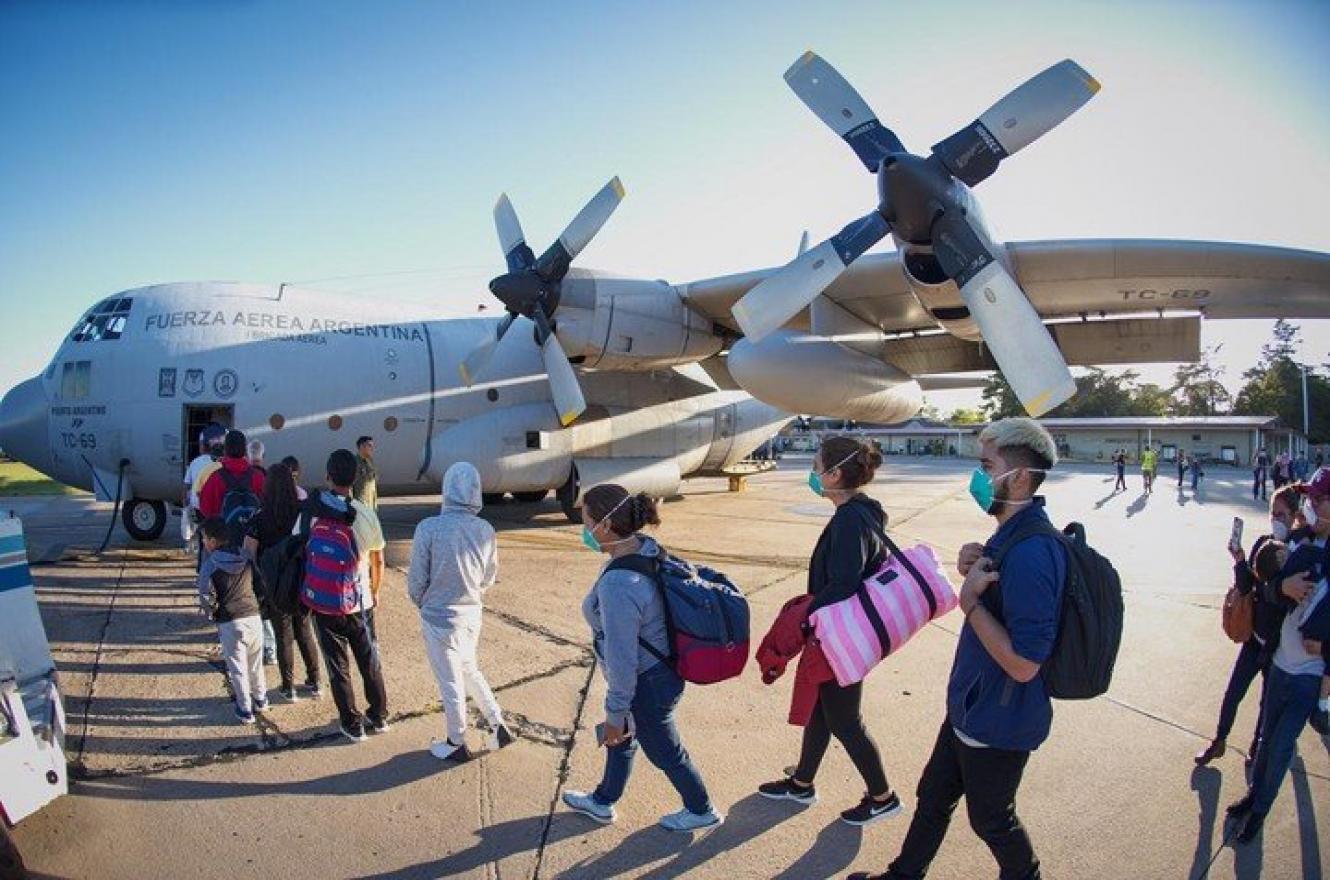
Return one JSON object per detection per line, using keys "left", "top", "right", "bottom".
{"left": 796, "top": 230, "right": 810, "bottom": 257}
{"left": 784, "top": 51, "right": 905, "bottom": 172}
{"left": 532, "top": 309, "right": 587, "bottom": 427}
{"left": 458, "top": 312, "right": 516, "bottom": 387}
{"left": 933, "top": 60, "right": 1100, "bottom": 186}
{"left": 494, "top": 195, "right": 535, "bottom": 272}
{"left": 732, "top": 211, "right": 890, "bottom": 342}
{"left": 932, "top": 211, "right": 1075, "bottom": 417}
{"left": 536, "top": 176, "right": 625, "bottom": 281}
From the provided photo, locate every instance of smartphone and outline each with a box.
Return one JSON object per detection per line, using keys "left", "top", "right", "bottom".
{"left": 1229, "top": 517, "right": 1244, "bottom": 551}
{"left": 594, "top": 722, "right": 607, "bottom": 747}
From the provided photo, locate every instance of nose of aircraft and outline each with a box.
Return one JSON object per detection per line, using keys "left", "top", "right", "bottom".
{"left": 0, "top": 377, "right": 53, "bottom": 476}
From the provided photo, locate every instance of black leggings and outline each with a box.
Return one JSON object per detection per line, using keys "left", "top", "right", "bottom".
{"left": 794, "top": 679, "right": 890, "bottom": 796}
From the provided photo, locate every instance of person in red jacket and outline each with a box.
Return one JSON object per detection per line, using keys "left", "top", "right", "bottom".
{"left": 199, "top": 430, "right": 266, "bottom": 521}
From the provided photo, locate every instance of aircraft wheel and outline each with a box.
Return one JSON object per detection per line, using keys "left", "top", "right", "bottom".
{"left": 557, "top": 468, "right": 580, "bottom": 524}
{"left": 481, "top": 493, "right": 507, "bottom": 507}
{"left": 0, "top": 824, "right": 26, "bottom": 880}
{"left": 512, "top": 490, "right": 548, "bottom": 504}
{"left": 122, "top": 498, "right": 167, "bottom": 541}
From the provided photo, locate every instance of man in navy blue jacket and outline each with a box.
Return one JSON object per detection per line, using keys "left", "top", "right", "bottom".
{"left": 852, "top": 418, "right": 1066, "bottom": 880}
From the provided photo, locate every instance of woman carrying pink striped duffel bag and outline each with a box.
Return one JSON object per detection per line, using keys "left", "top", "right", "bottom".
{"left": 809, "top": 524, "right": 958, "bottom": 687}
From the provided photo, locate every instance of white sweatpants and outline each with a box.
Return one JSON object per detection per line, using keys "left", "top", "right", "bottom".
{"left": 421, "top": 615, "right": 502, "bottom": 742}
{"left": 218, "top": 616, "right": 267, "bottom": 711}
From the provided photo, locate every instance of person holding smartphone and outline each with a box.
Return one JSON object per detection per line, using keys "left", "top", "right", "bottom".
{"left": 1229, "top": 471, "right": 1329, "bottom": 844}
{"left": 561, "top": 484, "right": 723, "bottom": 833}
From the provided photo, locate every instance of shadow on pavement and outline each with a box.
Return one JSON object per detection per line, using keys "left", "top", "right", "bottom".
{"left": 1126, "top": 492, "right": 1149, "bottom": 518}
{"left": 770, "top": 817, "right": 864, "bottom": 880}
{"left": 78, "top": 748, "right": 444, "bottom": 801}
{"left": 1189, "top": 765, "right": 1221, "bottom": 880}
{"left": 354, "top": 814, "right": 580, "bottom": 880}
{"left": 1290, "top": 755, "right": 1323, "bottom": 880}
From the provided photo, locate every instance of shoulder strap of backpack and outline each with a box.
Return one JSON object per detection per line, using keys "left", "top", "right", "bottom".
{"left": 992, "top": 518, "right": 1066, "bottom": 570}
{"left": 605, "top": 553, "right": 677, "bottom": 667}
{"left": 849, "top": 504, "right": 938, "bottom": 617}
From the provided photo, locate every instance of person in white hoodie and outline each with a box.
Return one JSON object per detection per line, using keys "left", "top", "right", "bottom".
{"left": 408, "top": 462, "right": 513, "bottom": 762}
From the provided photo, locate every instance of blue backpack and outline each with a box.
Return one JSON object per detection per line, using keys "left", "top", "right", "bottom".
{"left": 608, "top": 552, "right": 750, "bottom": 684}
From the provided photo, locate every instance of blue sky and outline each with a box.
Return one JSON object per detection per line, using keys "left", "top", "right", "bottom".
{"left": 2, "top": 0, "right": 1328, "bottom": 410}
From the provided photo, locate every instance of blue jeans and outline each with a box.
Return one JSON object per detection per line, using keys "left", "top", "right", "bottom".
{"left": 593, "top": 662, "right": 712, "bottom": 815}
{"left": 1215, "top": 638, "right": 1268, "bottom": 746}
{"left": 1250, "top": 665, "right": 1320, "bottom": 814}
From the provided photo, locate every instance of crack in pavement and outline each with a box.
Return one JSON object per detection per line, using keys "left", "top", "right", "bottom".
{"left": 532, "top": 658, "right": 598, "bottom": 880}
{"left": 72, "top": 547, "right": 129, "bottom": 771}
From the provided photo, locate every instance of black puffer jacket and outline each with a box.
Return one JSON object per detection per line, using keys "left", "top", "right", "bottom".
{"left": 807, "top": 494, "right": 887, "bottom": 614}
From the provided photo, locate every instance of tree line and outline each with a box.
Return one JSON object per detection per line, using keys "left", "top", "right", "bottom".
{"left": 947, "top": 320, "right": 1330, "bottom": 443}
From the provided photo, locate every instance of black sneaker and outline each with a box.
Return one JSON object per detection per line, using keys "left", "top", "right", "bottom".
{"left": 340, "top": 721, "right": 368, "bottom": 743}
{"left": 1236, "top": 810, "right": 1265, "bottom": 844}
{"left": 488, "top": 724, "right": 516, "bottom": 750}
{"left": 278, "top": 685, "right": 301, "bottom": 702}
{"left": 1226, "top": 791, "right": 1255, "bottom": 818}
{"left": 841, "top": 792, "right": 904, "bottom": 826}
{"left": 758, "top": 777, "right": 817, "bottom": 805}
{"left": 302, "top": 682, "right": 324, "bottom": 700}
{"left": 1310, "top": 707, "right": 1330, "bottom": 736}
{"left": 366, "top": 715, "right": 391, "bottom": 734}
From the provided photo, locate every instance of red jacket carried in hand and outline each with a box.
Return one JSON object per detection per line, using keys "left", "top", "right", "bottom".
{"left": 199, "top": 457, "right": 266, "bottom": 520}
{"left": 756, "top": 594, "right": 835, "bottom": 727}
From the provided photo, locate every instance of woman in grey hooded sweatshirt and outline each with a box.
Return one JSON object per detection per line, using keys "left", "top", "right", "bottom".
{"left": 407, "top": 462, "right": 513, "bottom": 762}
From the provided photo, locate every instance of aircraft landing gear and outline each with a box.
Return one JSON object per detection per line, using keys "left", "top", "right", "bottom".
{"left": 512, "top": 490, "right": 548, "bottom": 504}
{"left": 122, "top": 498, "right": 166, "bottom": 541}
{"left": 482, "top": 493, "right": 507, "bottom": 507}
{"left": 557, "top": 468, "right": 580, "bottom": 524}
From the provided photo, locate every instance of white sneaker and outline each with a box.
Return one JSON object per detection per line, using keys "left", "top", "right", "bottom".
{"left": 428, "top": 738, "right": 473, "bottom": 762}
{"left": 659, "top": 807, "right": 724, "bottom": 833}
{"left": 562, "top": 790, "right": 615, "bottom": 825}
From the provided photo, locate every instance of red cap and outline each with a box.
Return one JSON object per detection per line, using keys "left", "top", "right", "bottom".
{"left": 1307, "top": 467, "right": 1330, "bottom": 499}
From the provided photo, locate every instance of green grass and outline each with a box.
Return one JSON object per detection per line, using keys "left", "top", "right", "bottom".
{"left": 0, "top": 460, "right": 83, "bottom": 496}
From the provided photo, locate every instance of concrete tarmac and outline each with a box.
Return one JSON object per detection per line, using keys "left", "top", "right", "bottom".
{"left": 8, "top": 457, "right": 1328, "bottom": 879}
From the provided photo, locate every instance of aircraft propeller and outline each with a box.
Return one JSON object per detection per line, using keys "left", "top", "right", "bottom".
{"left": 460, "top": 177, "right": 625, "bottom": 427}
{"left": 730, "top": 53, "right": 1099, "bottom": 417}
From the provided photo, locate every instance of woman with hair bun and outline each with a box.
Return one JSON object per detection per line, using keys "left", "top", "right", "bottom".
{"left": 758, "top": 435, "right": 904, "bottom": 826}
{"left": 561, "top": 484, "right": 724, "bottom": 833}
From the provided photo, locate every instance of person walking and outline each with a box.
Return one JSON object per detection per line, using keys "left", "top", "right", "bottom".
{"left": 1140, "top": 444, "right": 1157, "bottom": 494}
{"left": 244, "top": 462, "right": 322, "bottom": 702}
{"left": 196, "top": 517, "right": 267, "bottom": 724}
{"left": 1112, "top": 449, "right": 1127, "bottom": 493}
{"left": 561, "top": 484, "right": 723, "bottom": 833}
{"left": 1228, "top": 470, "right": 1330, "bottom": 844}
{"left": 756, "top": 435, "right": 904, "bottom": 827}
{"left": 1195, "top": 484, "right": 1303, "bottom": 769}
{"left": 1190, "top": 454, "right": 1204, "bottom": 492}
{"left": 408, "top": 462, "right": 514, "bottom": 762}
{"left": 850, "top": 418, "right": 1067, "bottom": 880}
{"left": 1177, "top": 449, "right": 1188, "bottom": 488}
{"left": 1253, "top": 448, "right": 1270, "bottom": 501}
{"left": 301, "top": 449, "right": 388, "bottom": 742}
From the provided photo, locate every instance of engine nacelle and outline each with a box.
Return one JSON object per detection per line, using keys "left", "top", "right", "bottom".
{"left": 728, "top": 330, "right": 922, "bottom": 424}
{"left": 899, "top": 244, "right": 982, "bottom": 342}
{"left": 555, "top": 270, "right": 724, "bottom": 371}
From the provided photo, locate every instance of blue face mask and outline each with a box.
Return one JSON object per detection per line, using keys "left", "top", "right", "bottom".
{"left": 969, "top": 467, "right": 1041, "bottom": 514}
{"left": 581, "top": 495, "right": 633, "bottom": 553}
{"left": 581, "top": 526, "right": 602, "bottom": 553}
{"left": 809, "top": 449, "right": 861, "bottom": 498}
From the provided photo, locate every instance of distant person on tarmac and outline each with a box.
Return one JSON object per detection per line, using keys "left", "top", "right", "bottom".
{"left": 757, "top": 435, "right": 903, "bottom": 828}
{"left": 1140, "top": 444, "right": 1158, "bottom": 494}
{"left": 196, "top": 517, "right": 267, "bottom": 724}
{"left": 1190, "top": 454, "right": 1204, "bottom": 492}
{"left": 851, "top": 418, "right": 1066, "bottom": 880}
{"left": 1253, "top": 448, "right": 1270, "bottom": 501}
{"left": 561, "top": 484, "right": 724, "bottom": 833}
{"left": 1176, "top": 449, "right": 1187, "bottom": 488}
{"left": 1113, "top": 449, "right": 1127, "bottom": 493}
{"left": 408, "top": 462, "right": 513, "bottom": 763}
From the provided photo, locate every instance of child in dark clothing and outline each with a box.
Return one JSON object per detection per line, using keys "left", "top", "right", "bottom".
{"left": 197, "top": 517, "right": 267, "bottom": 723}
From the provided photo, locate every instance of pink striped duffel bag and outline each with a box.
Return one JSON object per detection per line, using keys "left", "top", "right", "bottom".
{"left": 810, "top": 540, "right": 958, "bottom": 687}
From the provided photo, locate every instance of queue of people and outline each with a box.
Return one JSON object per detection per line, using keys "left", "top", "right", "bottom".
{"left": 181, "top": 413, "right": 1324, "bottom": 872}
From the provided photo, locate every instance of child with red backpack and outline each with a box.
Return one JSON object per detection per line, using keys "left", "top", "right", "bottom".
{"left": 300, "top": 449, "right": 388, "bottom": 743}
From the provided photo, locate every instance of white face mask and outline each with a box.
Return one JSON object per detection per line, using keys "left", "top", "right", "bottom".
{"left": 1270, "top": 519, "right": 1290, "bottom": 542}
{"left": 1303, "top": 498, "right": 1320, "bottom": 528}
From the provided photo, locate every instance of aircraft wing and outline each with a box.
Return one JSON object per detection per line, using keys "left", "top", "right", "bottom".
{"left": 682, "top": 239, "right": 1330, "bottom": 372}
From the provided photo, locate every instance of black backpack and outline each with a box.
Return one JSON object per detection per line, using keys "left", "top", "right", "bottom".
{"left": 258, "top": 533, "right": 307, "bottom": 616}
{"left": 220, "top": 468, "right": 261, "bottom": 548}
{"left": 993, "top": 520, "right": 1124, "bottom": 700}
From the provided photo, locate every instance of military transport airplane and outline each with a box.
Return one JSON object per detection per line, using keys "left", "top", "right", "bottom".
{"left": 2, "top": 52, "right": 1329, "bottom": 541}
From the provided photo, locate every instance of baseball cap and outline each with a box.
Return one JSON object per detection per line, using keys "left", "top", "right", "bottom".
{"left": 1307, "top": 467, "right": 1330, "bottom": 500}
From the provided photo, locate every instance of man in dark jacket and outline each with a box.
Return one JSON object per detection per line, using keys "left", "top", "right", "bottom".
{"left": 852, "top": 418, "right": 1065, "bottom": 880}
{"left": 198, "top": 430, "right": 266, "bottom": 529}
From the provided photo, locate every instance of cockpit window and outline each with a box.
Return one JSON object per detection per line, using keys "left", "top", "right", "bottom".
{"left": 70, "top": 296, "right": 133, "bottom": 342}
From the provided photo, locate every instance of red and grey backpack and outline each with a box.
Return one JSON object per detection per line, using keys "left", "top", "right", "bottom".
{"left": 301, "top": 512, "right": 360, "bottom": 615}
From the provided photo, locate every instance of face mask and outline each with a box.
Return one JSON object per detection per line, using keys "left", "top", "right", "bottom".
{"left": 1303, "top": 498, "right": 1320, "bottom": 528}
{"left": 581, "top": 495, "right": 634, "bottom": 553}
{"left": 1270, "top": 519, "right": 1290, "bottom": 542}
{"left": 969, "top": 467, "right": 1044, "bottom": 514}
{"left": 809, "top": 449, "right": 861, "bottom": 498}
